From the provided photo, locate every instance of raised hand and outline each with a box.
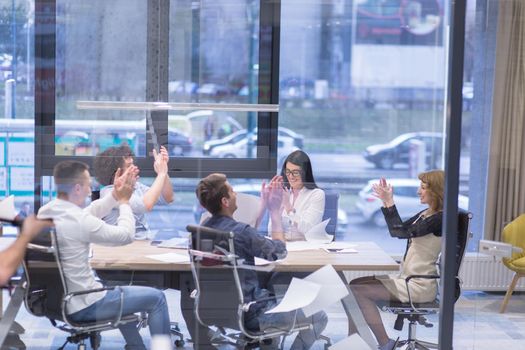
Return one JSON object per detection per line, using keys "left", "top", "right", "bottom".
{"left": 267, "top": 176, "right": 284, "bottom": 211}
{"left": 159, "top": 145, "right": 170, "bottom": 163}
{"left": 113, "top": 165, "right": 139, "bottom": 203}
{"left": 153, "top": 147, "right": 168, "bottom": 176}
{"left": 372, "top": 177, "right": 394, "bottom": 207}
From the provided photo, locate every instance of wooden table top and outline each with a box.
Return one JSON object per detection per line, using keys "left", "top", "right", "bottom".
{"left": 91, "top": 240, "right": 399, "bottom": 273}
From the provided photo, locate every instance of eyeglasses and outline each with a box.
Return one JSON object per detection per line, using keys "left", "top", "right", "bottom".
{"left": 285, "top": 169, "right": 302, "bottom": 177}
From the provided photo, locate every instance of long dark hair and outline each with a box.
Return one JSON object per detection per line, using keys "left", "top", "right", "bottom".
{"left": 280, "top": 150, "right": 318, "bottom": 190}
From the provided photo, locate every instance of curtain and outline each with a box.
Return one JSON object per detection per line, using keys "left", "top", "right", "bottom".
{"left": 485, "top": 0, "right": 525, "bottom": 240}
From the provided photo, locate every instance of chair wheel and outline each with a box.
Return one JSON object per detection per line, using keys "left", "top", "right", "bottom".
{"left": 174, "top": 339, "right": 185, "bottom": 347}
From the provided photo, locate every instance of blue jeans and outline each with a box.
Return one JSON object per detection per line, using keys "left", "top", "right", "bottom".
{"left": 69, "top": 286, "right": 171, "bottom": 350}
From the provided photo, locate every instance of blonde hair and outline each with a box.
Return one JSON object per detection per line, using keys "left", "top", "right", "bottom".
{"left": 418, "top": 170, "right": 445, "bottom": 212}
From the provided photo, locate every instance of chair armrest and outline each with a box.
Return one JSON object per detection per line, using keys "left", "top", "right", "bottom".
{"left": 241, "top": 295, "right": 277, "bottom": 312}
{"left": 27, "top": 243, "right": 54, "bottom": 254}
{"left": 405, "top": 274, "right": 440, "bottom": 311}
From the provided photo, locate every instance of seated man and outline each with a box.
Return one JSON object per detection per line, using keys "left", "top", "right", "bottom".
{"left": 0, "top": 216, "right": 53, "bottom": 286}
{"left": 93, "top": 144, "right": 174, "bottom": 240}
{"left": 38, "top": 160, "right": 171, "bottom": 350}
{"left": 196, "top": 173, "right": 327, "bottom": 350}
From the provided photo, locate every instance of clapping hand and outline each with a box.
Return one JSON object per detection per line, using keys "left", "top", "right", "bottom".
{"left": 372, "top": 177, "right": 394, "bottom": 207}
{"left": 113, "top": 165, "right": 139, "bottom": 203}
{"left": 266, "top": 175, "right": 284, "bottom": 212}
{"left": 153, "top": 146, "right": 169, "bottom": 176}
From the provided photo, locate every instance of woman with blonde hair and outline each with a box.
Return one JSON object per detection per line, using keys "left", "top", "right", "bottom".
{"left": 348, "top": 170, "right": 444, "bottom": 350}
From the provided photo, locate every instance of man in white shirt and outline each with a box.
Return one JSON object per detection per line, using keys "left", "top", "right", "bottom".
{"left": 38, "top": 160, "right": 171, "bottom": 350}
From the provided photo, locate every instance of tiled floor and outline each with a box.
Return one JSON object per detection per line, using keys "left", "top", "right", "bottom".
{"left": 2, "top": 289, "right": 525, "bottom": 349}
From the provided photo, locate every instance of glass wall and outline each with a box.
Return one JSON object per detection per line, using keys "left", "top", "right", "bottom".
{"left": 4, "top": 0, "right": 525, "bottom": 349}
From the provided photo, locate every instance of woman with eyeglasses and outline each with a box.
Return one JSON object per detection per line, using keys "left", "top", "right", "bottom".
{"left": 257, "top": 150, "right": 325, "bottom": 241}
{"left": 347, "top": 170, "right": 444, "bottom": 350}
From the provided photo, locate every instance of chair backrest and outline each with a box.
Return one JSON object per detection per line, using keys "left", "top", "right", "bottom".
{"left": 501, "top": 214, "right": 525, "bottom": 260}
{"left": 322, "top": 192, "right": 339, "bottom": 238}
{"left": 200, "top": 193, "right": 261, "bottom": 228}
{"left": 23, "top": 227, "right": 66, "bottom": 322}
{"left": 452, "top": 210, "right": 472, "bottom": 301}
{"left": 186, "top": 224, "right": 244, "bottom": 330}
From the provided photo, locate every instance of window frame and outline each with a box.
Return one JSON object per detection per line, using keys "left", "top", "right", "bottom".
{"left": 34, "top": 0, "right": 282, "bottom": 193}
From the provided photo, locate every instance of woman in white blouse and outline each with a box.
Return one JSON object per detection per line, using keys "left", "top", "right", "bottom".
{"left": 258, "top": 150, "right": 325, "bottom": 241}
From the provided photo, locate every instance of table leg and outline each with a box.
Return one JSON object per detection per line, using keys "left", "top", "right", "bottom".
{"left": 0, "top": 285, "right": 26, "bottom": 348}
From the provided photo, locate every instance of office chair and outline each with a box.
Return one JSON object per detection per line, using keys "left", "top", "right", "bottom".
{"left": 200, "top": 192, "right": 261, "bottom": 228}
{"left": 22, "top": 228, "right": 146, "bottom": 350}
{"left": 323, "top": 192, "right": 339, "bottom": 239}
{"left": 186, "top": 224, "right": 317, "bottom": 349}
{"left": 378, "top": 211, "right": 472, "bottom": 350}
{"left": 500, "top": 214, "right": 525, "bottom": 313}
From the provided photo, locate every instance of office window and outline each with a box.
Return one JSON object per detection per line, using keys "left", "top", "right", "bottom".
{"left": 276, "top": 0, "right": 456, "bottom": 253}
{"left": 53, "top": 0, "right": 148, "bottom": 157}
{"left": 0, "top": 1, "right": 35, "bottom": 215}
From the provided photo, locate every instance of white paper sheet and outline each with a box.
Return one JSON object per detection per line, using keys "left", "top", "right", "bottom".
{"left": 285, "top": 241, "right": 325, "bottom": 252}
{"left": 265, "top": 278, "right": 321, "bottom": 314}
{"left": 329, "top": 334, "right": 370, "bottom": 350}
{"left": 254, "top": 256, "right": 284, "bottom": 266}
{"left": 0, "top": 195, "right": 17, "bottom": 221}
{"left": 157, "top": 237, "right": 189, "bottom": 249}
{"left": 304, "top": 219, "right": 333, "bottom": 243}
{"left": 322, "top": 247, "right": 358, "bottom": 254}
{"left": 146, "top": 252, "right": 190, "bottom": 263}
{"left": 302, "top": 265, "right": 349, "bottom": 317}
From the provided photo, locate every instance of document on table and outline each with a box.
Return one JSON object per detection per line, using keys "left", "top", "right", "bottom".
{"left": 304, "top": 219, "right": 333, "bottom": 243}
{"left": 157, "top": 237, "right": 189, "bottom": 249}
{"left": 286, "top": 241, "right": 357, "bottom": 252}
{"left": 302, "top": 264, "right": 349, "bottom": 317}
{"left": 329, "top": 334, "right": 370, "bottom": 350}
{"left": 146, "top": 252, "right": 190, "bottom": 263}
{"left": 254, "top": 257, "right": 284, "bottom": 266}
{"left": 265, "top": 278, "right": 321, "bottom": 314}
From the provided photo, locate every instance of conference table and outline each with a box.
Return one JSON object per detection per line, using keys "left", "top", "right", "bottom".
{"left": 91, "top": 240, "right": 399, "bottom": 349}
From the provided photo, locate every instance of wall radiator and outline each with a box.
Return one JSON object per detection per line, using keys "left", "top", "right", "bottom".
{"left": 343, "top": 254, "right": 523, "bottom": 292}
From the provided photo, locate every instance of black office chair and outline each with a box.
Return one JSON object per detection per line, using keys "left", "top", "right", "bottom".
{"left": 378, "top": 211, "right": 472, "bottom": 350}
{"left": 22, "top": 228, "right": 145, "bottom": 350}
{"left": 186, "top": 224, "right": 315, "bottom": 349}
{"left": 323, "top": 192, "right": 339, "bottom": 239}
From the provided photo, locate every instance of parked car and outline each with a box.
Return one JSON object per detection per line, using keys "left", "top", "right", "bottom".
{"left": 167, "top": 128, "right": 193, "bottom": 156}
{"left": 196, "top": 83, "right": 232, "bottom": 99}
{"left": 280, "top": 76, "right": 315, "bottom": 100}
{"left": 363, "top": 132, "right": 443, "bottom": 169}
{"left": 356, "top": 178, "right": 469, "bottom": 227}
{"left": 193, "top": 183, "right": 349, "bottom": 234}
{"left": 208, "top": 132, "right": 298, "bottom": 167}
{"left": 202, "top": 126, "right": 304, "bottom": 155}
